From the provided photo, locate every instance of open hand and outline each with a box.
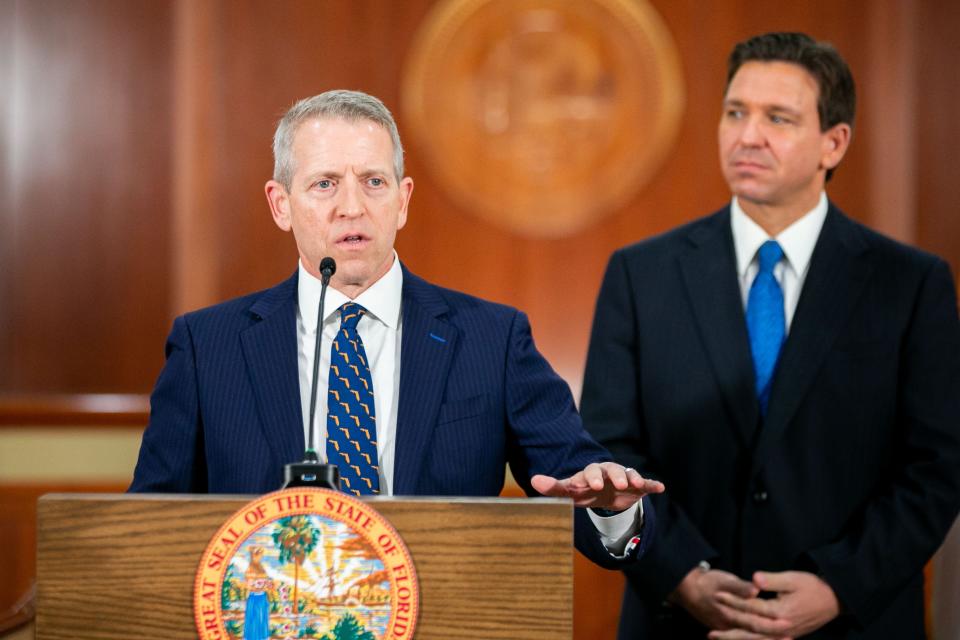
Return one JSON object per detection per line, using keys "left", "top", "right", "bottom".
{"left": 530, "top": 462, "right": 664, "bottom": 510}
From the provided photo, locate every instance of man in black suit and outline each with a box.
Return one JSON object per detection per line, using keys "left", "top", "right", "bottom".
{"left": 581, "top": 32, "right": 960, "bottom": 639}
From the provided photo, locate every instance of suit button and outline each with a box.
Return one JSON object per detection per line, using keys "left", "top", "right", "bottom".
{"left": 752, "top": 491, "right": 768, "bottom": 503}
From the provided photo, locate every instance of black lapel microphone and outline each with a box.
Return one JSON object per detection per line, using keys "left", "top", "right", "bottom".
{"left": 283, "top": 256, "right": 341, "bottom": 489}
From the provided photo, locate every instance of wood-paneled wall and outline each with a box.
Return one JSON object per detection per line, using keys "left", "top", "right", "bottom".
{"left": 1, "top": 0, "right": 174, "bottom": 393}
{"left": 2, "top": 0, "right": 957, "bottom": 395}
{"left": 2, "top": 1, "right": 958, "bottom": 637}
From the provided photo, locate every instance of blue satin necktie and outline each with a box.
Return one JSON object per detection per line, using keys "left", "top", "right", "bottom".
{"left": 326, "top": 302, "right": 380, "bottom": 495}
{"left": 746, "top": 240, "right": 785, "bottom": 415}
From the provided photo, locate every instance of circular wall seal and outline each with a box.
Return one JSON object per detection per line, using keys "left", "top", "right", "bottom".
{"left": 194, "top": 488, "right": 418, "bottom": 640}
{"left": 402, "top": 0, "right": 684, "bottom": 237}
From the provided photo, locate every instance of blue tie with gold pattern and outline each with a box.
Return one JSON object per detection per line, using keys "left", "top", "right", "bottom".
{"left": 746, "top": 240, "right": 786, "bottom": 416}
{"left": 326, "top": 302, "right": 380, "bottom": 495}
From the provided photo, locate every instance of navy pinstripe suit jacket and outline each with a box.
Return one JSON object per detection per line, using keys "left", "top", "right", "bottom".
{"left": 130, "top": 265, "right": 653, "bottom": 566}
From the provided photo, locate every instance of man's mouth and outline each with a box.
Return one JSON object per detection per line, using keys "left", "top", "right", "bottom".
{"left": 337, "top": 233, "right": 370, "bottom": 246}
{"left": 732, "top": 157, "right": 769, "bottom": 171}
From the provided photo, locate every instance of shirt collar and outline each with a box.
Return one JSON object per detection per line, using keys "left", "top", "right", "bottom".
{"left": 730, "top": 191, "right": 828, "bottom": 279}
{"left": 298, "top": 252, "right": 404, "bottom": 333}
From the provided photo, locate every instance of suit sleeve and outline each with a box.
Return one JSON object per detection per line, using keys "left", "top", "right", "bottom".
{"left": 500, "top": 307, "right": 653, "bottom": 568}
{"left": 128, "top": 315, "right": 208, "bottom": 493}
{"left": 580, "top": 250, "right": 718, "bottom": 596}
{"left": 807, "top": 258, "right": 960, "bottom": 627}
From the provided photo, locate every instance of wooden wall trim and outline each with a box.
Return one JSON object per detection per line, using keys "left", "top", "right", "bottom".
{"left": 865, "top": 2, "right": 918, "bottom": 243}
{"left": 171, "top": 0, "right": 222, "bottom": 316}
{"left": 0, "top": 394, "right": 149, "bottom": 426}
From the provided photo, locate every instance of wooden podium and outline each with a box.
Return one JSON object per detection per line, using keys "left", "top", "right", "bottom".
{"left": 36, "top": 494, "right": 574, "bottom": 639}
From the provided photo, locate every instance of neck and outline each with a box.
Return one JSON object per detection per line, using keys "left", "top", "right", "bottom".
{"left": 331, "top": 282, "right": 369, "bottom": 300}
{"left": 324, "top": 255, "right": 396, "bottom": 301}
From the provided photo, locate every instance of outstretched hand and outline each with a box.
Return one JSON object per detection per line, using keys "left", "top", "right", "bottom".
{"left": 530, "top": 462, "right": 665, "bottom": 511}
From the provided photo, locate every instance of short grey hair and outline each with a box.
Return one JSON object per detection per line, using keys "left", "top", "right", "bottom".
{"left": 272, "top": 90, "right": 405, "bottom": 189}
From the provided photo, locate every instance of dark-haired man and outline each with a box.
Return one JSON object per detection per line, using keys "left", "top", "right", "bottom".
{"left": 582, "top": 32, "right": 960, "bottom": 638}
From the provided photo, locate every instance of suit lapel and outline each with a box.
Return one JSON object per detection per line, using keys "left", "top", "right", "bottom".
{"left": 240, "top": 273, "right": 305, "bottom": 471}
{"left": 755, "top": 206, "right": 873, "bottom": 460}
{"left": 392, "top": 267, "right": 459, "bottom": 494}
{"left": 678, "top": 209, "right": 760, "bottom": 445}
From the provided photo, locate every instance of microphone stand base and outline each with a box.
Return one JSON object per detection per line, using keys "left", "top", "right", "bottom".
{"left": 282, "top": 461, "right": 340, "bottom": 490}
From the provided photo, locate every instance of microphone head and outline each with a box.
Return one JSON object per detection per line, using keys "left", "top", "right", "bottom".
{"left": 319, "top": 257, "right": 336, "bottom": 283}
{"left": 319, "top": 257, "right": 336, "bottom": 276}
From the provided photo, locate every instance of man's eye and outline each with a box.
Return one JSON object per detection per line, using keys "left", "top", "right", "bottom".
{"left": 770, "top": 114, "right": 789, "bottom": 124}
{"left": 368, "top": 177, "right": 384, "bottom": 187}
{"left": 316, "top": 179, "right": 333, "bottom": 189}
{"left": 726, "top": 109, "right": 743, "bottom": 119}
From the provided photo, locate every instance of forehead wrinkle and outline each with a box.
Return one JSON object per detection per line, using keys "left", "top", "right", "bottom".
{"left": 289, "top": 117, "right": 398, "bottom": 191}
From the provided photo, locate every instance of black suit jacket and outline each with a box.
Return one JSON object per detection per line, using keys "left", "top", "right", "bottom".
{"left": 581, "top": 204, "right": 960, "bottom": 638}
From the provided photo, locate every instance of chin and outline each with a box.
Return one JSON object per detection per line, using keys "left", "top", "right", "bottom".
{"left": 335, "top": 268, "right": 367, "bottom": 286}
{"left": 730, "top": 183, "right": 772, "bottom": 204}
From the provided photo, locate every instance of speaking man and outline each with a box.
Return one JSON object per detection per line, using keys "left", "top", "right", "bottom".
{"left": 130, "top": 90, "right": 664, "bottom": 566}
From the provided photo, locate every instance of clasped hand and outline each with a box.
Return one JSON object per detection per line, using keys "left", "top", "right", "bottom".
{"left": 530, "top": 461, "right": 665, "bottom": 510}
{"left": 673, "top": 567, "right": 839, "bottom": 640}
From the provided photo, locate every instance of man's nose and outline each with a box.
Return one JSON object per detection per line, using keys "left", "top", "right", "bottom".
{"left": 336, "top": 179, "right": 365, "bottom": 217}
{"left": 738, "top": 115, "right": 765, "bottom": 146}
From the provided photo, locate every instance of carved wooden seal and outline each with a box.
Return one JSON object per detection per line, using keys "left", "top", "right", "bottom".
{"left": 403, "top": 0, "right": 684, "bottom": 236}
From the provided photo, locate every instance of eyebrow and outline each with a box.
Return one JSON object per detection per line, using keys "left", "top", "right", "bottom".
{"left": 723, "top": 98, "right": 803, "bottom": 118}
{"left": 355, "top": 168, "right": 390, "bottom": 179}
{"left": 303, "top": 167, "right": 392, "bottom": 185}
{"left": 767, "top": 105, "right": 803, "bottom": 117}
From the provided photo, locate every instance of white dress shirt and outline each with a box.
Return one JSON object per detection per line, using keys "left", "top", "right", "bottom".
{"left": 731, "top": 191, "right": 828, "bottom": 329}
{"left": 297, "top": 254, "right": 403, "bottom": 495}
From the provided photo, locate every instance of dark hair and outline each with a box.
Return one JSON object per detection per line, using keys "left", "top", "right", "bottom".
{"left": 726, "top": 32, "right": 856, "bottom": 181}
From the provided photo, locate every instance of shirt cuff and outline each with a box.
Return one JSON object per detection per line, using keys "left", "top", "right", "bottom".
{"left": 588, "top": 501, "right": 643, "bottom": 557}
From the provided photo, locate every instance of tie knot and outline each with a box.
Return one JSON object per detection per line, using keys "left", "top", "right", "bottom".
{"left": 757, "top": 240, "right": 784, "bottom": 274}
{"left": 338, "top": 302, "right": 366, "bottom": 330}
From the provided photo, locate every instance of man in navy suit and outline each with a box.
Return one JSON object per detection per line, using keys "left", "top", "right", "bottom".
{"left": 581, "top": 32, "right": 960, "bottom": 638}
{"left": 130, "top": 89, "right": 663, "bottom": 566}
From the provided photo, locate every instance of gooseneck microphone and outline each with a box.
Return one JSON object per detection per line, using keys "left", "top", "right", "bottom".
{"left": 283, "top": 257, "right": 341, "bottom": 489}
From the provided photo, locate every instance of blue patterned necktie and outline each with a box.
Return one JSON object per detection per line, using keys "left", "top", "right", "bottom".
{"left": 326, "top": 302, "right": 380, "bottom": 495}
{"left": 746, "top": 240, "right": 785, "bottom": 416}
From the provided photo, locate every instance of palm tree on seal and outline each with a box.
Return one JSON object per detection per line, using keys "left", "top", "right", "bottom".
{"left": 272, "top": 516, "right": 320, "bottom": 613}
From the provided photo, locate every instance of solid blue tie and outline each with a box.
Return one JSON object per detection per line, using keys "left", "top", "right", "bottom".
{"left": 746, "top": 240, "right": 785, "bottom": 416}
{"left": 326, "top": 302, "right": 380, "bottom": 496}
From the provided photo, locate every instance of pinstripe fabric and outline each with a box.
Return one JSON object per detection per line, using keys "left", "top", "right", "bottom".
{"left": 129, "top": 265, "right": 653, "bottom": 569}
{"left": 393, "top": 269, "right": 607, "bottom": 497}
{"left": 129, "top": 276, "right": 303, "bottom": 493}
{"left": 130, "top": 267, "right": 609, "bottom": 495}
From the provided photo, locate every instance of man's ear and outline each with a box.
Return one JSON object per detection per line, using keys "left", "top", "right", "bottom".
{"left": 821, "top": 122, "right": 852, "bottom": 172}
{"left": 265, "top": 180, "right": 292, "bottom": 231}
{"left": 396, "top": 176, "right": 414, "bottom": 231}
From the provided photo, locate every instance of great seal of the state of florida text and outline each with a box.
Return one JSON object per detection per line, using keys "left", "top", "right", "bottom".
{"left": 194, "top": 487, "right": 419, "bottom": 640}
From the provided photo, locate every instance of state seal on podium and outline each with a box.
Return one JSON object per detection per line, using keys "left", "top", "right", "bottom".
{"left": 194, "top": 488, "right": 419, "bottom": 640}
